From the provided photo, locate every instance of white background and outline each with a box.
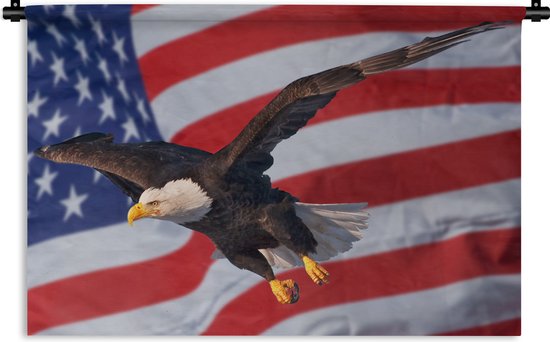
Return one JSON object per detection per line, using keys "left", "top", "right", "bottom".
{"left": 0, "top": 0, "right": 548, "bottom": 340}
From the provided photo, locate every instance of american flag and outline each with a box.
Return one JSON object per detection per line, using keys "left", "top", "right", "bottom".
{"left": 27, "top": 5, "right": 523, "bottom": 335}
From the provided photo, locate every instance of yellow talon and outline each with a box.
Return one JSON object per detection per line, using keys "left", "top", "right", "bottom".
{"left": 302, "top": 255, "right": 330, "bottom": 285}
{"left": 269, "top": 279, "right": 299, "bottom": 304}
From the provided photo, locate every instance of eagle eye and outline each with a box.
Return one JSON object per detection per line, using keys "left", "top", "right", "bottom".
{"left": 149, "top": 200, "right": 160, "bottom": 206}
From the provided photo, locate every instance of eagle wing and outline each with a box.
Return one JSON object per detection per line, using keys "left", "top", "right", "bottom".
{"left": 212, "top": 22, "right": 507, "bottom": 173}
{"left": 34, "top": 133, "right": 211, "bottom": 198}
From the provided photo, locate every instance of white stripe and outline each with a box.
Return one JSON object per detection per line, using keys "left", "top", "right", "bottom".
{"left": 267, "top": 103, "right": 520, "bottom": 181}
{"left": 27, "top": 102, "right": 519, "bottom": 289}
{"left": 40, "top": 180, "right": 519, "bottom": 335}
{"left": 27, "top": 219, "right": 191, "bottom": 288}
{"left": 148, "top": 27, "right": 520, "bottom": 140}
{"left": 264, "top": 275, "right": 520, "bottom": 335}
{"left": 131, "top": 5, "right": 271, "bottom": 58}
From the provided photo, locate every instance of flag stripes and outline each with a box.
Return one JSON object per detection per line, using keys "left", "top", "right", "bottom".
{"left": 171, "top": 67, "right": 521, "bottom": 152}
{"left": 38, "top": 180, "right": 519, "bottom": 335}
{"left": 202, "top": 228, "right": 520, "bottom": 335}
{"left": 139, "top": 5, "right": 522, "bottom": 101}
{"left": 264, "top": 276, "right": 521, "bottom": 335}
{"left": 149, "top": 27, "right": 520, "bottom": 140}
{"left": 274, "top": 130, "right": 520, "bottom": 204}
{"left": 436, "top": 317, "right": 521, "bottom": 336}
{"left": 28, "top": 232, "right": 213, "bottom": 335}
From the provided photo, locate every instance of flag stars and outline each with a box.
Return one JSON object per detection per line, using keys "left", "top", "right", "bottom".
{"left": 122, "top": 116, "right": 140, "bottom": 142}
{"left": 116, "top": 75, "right": 131, "bottom": 103}
{"left": 28, "top": 91, "right": 48, "bottom": 118}
{"left": 112, "top": 32, "right": 128, "bottom": 65}
{"left": 42, "top": 109, "right": 68, "bottom": 141}
{"left": 45, "top": 22, "right": 67, "bottom": 46}
{"left": 63, "top": 5, "right": 81, "bottom": 28}
{"left": 93, "top": 170, "right": 103, "bottom": 183}
{"left": 60, "top": 185, "right": 89, "bottom": 222}
{"left": 134, "top": 93, "right": 150, "bottom": 123}
{"left": 73, "top": 126, "right": 82, "bottom": 137}
{"left": 89, "top": 15, "right": 107, "bottom": 45}
{"left": 35, "top": 164, "right": 58, "bottom": 200}
{"left": 74, "top": 71, "right": 93, "bottom": 105}
{"left": 96, "top": 54, "right": 112, "bottom": 83}
{"left": 98, "top": 91, "right": 116, "bottom": 124}
{"left": 73, "top": 35, "right": 90, "bottom": 65}
{"left": 28, "top": 40, "right": 44, "bottom": 67}
{"left": 50, "top": 53, "right": 68, "bottom": 86}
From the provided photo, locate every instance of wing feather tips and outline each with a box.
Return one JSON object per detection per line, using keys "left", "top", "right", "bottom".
{"left": 357, "top": 21, "right": 510, "bottom": 76}
{"left": 34, "top": 132, "right": 114, "bottom": 161}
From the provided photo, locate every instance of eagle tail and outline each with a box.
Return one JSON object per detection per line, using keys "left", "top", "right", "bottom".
{"left": 256, "top": 202, "right": 369, "bottom": 269}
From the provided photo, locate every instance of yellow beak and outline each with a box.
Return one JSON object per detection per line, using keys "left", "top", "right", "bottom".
{"left": 127, "top": 203, "right": 150, "bottom": 226}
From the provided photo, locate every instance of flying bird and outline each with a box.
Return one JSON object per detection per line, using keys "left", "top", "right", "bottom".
{"left": 35, "top": 22, "right": 506, "bottom": 305}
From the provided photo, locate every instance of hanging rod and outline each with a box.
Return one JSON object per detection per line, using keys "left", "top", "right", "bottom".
{"left": 3, "top": 0, "right": 550, "bottom": 22}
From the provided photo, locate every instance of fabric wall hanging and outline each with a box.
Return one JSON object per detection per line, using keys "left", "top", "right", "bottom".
{"left": 26, "top": 4, "right": 523, "bottom": 336}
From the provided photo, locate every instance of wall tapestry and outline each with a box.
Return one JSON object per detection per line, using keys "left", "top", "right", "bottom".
{"left": 26, "top": 4, "right": 523, "bottom": 335}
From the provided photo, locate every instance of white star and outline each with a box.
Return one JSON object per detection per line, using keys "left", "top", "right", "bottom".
{"left": 96, "top": 53, "right": 112, "bottom": 83}
{"left": 43, "top": 5, "right": 54, "bottom": 13}
{"left": 112, "top": 32, "right": 128, "bottom": 65}
{"left": 28, "top": 91, "right": 48, "bottom": 118}
{"left": 60, "top": 185, "right": 89, "bottom": 222}
{"left": 134, "top": 93, "right": 150, "bottom": 123}
{"left": 42, "top": 109, "right": 68, "bottom": 141}
{"left": 73, "top": 35, "right": 90, "bottom": 65}
{"left": 50, "top": 53, "right": 68, "bottom": 86}
{"left": 27, "top": 153, "right": 34, "bottom": 174}
{"left": 35, "top": 164, "right": 58, "bottom": 200}
{"left": 98, "top": 91, "right": 116, "bottom": 124}
{"left": 74, "top": 71, "right": 93, "bottom": 105}
{"left": 45, "top": 22, "right": 67, "bottom": 46}
{"left": 93, "top": 170, "right": 103, "bottom": 183}
{"left": 73, "top": 126, "right": 82, "bottom": 137}
{"left": 121, "top": 116, "right": 140, "bottom": 142}
{"left": 63, "top": 5, "right": 81, "bottom": 27}
{"left": 28, "top": 40, "right": 44, "bottom": 67}
{"left": 28, "top": 20, "right": 37, "bottom": 31}
{"left": 89, "top": 15, "right": 106, "bottom": 45}
{"left": 116, "top": 75, "right": 131, "bottom": 103}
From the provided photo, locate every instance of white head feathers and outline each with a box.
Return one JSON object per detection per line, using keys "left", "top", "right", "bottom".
{"left": 139, "top": 178, "right": 213, "bottom": 224}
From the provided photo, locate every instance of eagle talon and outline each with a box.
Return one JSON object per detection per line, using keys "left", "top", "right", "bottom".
{"left": 302, "top": 256, "right": 330, "bottom": 285}
{"left": 269, "top": 279, "right": 299, "bottom": 304}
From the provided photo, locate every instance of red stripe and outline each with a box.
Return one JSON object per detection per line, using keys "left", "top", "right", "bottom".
{"left": 436, "top": 318, "right": 521, "bottom": 336}
{"left": 202, "top": 228, "right": 520, "bottom": 335}
{"left": 274, "top": 130, "right": 520, "bottom": 205}
{"left": 171, "top": 67, "right": 521, "bottom": 152}
{"left": 27, "top": 233, "right": 215, "bottom": 335}
{"left": 28, "top": 130, "right": 520, "bottom": 333}
{"left": 131, "top": 4, "right": 157, "bottom": 16}
{"left": 139, "top": 5, "right": 523, "bottom": 100}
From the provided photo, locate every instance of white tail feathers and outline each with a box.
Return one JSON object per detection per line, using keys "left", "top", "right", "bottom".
{"left": 211, "top": 202, "right": 369, "bottom": 268}
{"left": 259, "top": 202, "right": 369, "bottom": 268}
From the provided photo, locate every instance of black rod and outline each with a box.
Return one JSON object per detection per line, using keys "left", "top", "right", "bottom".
{"left": 2, "top": 1, "right": 549, "bottom": 22}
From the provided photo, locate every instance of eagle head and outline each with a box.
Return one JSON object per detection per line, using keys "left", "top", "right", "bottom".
{"left": 127, "top": 178, "right": 213, "bottom": 225}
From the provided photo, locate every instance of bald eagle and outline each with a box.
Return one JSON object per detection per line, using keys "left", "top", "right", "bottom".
{"left": 35, "top": 22, "right": 505, "bottom": 304}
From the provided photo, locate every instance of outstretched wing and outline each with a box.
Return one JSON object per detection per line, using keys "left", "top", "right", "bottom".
{"left": 212, "top": 21, "right": 508, "bottom": 173}
{"left": 34, "top": 133, "right": 211, "bottom": 197}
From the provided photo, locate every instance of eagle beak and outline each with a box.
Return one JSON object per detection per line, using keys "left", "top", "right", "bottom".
{"left": 127, "top": 203, "right": 150, "bottom": 226}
